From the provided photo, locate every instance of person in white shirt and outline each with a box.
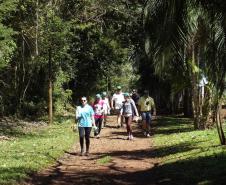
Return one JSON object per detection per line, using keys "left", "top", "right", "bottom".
{"left": 111, "top": 86, "right": 125, "bottom": 128}
{"left": 102, "top": 92, "right": 110, "bottom": 127}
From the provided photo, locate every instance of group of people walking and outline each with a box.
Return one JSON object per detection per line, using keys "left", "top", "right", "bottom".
{"left": 75, "top": 86, "right": 156, "bottom": 156}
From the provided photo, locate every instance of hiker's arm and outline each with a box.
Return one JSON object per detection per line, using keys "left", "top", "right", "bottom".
{"left": 75, "top": 107, "right": 81, "bottom": 120}
{"left": 152, "top": 99, "right": 157, "bottom": 117}
{"left": 137, "top": 99, "right": 141, "bottom": 113}
{"left": 111, "top": 97, "right": 114, "bottom": 109}
{"left": 120, "top": 107, "right": 123, "bottom": 115}
{"left": 91, "top": 114, "right": 95, "bottom": 126}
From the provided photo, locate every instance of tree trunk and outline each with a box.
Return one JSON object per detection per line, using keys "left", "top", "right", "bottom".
{"left": 191, "top": 44, "right": 199, "bottom": 129}
{"left": 199, "top": 86, "right": 212, "bottom": 128}
{"left": 35, "top": 0, "right": 39, "bottom": 56}
{"left": 215, "top": 103, "right": 226, "bottom": 145}
{"left": 183, "top": 88, "right": 193, "bottom": 117}
{"left": 48, "top": 48, "right": 53, "bottom": 124}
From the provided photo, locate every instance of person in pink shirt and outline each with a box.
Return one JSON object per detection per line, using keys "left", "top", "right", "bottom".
{"left": 92, "top": 94, "right": 104, "bottom": 138}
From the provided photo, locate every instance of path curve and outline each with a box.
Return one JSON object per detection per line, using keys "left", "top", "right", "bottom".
{"left": 24, "top": 116, "right": 159, "bottom": 185}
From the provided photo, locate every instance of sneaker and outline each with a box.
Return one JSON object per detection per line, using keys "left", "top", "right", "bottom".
{"left": 80, "top": 150, "right": 85, "bottom": 156}
{"left": 130, "top": 135, "right": 134, "bottom": 140}
{"left": 146, "top": 133, "right": 150, "bottom": 137}
{"left": 96, "top": 134, "right": 100, "bottom": 139}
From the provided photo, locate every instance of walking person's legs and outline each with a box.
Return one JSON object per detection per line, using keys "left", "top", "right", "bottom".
{"left": 125, "top": 117, "right": 129, "bottom": 137}
{"left": 146, "top": 112, "right": 152, "bottom": 137}
{"left": 96, "top": 118, "right": 103, "bottom": 138}
{"left": 141, "top": 112, "right": 147, "bottom": 136}
{"left": 94, "top": 118, "right": 102, "bottom": 138}
{"left": 102, "top": 114, "right": 106, "bottom": 128}
{"left": 125, "top": 116, "right": 133, "bottom": 140}
{"left": 94, "top": 118, "right": 100, "bottom": 137}
{"left": 116, "top": 110, "right": 122, "bottom": 128}
{"left": 78, "top": 127, "right": 85, "bottom": 155}
{"left": 84, "top": 127, "right": 92, "bottom": 155}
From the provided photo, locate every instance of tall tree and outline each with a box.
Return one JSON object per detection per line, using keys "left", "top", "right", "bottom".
{"left": 144, "top": 0, "right": 226, "bottom": 143}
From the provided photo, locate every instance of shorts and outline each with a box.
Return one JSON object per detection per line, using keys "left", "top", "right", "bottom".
{"left": 141, "top": 111, "right": 152, "bottom": 124}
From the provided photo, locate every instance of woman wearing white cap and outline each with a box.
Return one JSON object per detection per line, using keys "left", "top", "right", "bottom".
{"left": 76, "top": 97, "right": 95, "bottom": 156}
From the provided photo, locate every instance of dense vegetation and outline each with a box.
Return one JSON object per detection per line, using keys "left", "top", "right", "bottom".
{"left": 0, "top": 1, "right": 225, "bottom": 141}
{"left": 0, "top": 0, "right": 143, "bottom": 117}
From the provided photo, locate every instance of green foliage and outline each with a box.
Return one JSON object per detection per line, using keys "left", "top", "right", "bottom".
{"left": 0, "top": 0, "right": 143, "bottom": 116}
{"left": 0, "top": 0, "right": 18, "bottom": 69}
{"left": 0, "top": 30, "right": 16, "bottom": 68}
{"left": 66, "top": 0, "right": 143, "bottom": 98}
{"left": 0, "top": 0, "right": 18, "bottom": 20}
{"left": 53, "top": 70, "right": 72, "bottom": 113}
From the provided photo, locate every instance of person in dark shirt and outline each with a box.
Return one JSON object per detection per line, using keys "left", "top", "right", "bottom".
{"left": 131, "top": 89, "right": 140, "bottom": 110}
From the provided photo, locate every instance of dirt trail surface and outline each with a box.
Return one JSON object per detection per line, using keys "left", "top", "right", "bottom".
{"left": 24, "top": 116, "right": 159, "bottom": 185}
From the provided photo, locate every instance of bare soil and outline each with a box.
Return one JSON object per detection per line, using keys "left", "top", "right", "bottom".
{"left": 23, "top": 116, "right": 160, "bottom": 185}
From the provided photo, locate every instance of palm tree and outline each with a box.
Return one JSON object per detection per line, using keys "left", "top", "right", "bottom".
{"left": 144, "top": 0, "right": 226, "bottom": 144}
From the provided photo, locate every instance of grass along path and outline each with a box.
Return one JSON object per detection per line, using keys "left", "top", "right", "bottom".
{"left": 151, "top": 117, "right": 226, "bottom": 185}
{"left": 0, "top": 116, "right": 76, "bottom": 185}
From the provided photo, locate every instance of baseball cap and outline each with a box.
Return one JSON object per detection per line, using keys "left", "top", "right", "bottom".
{"left": 81, "top": 97, "right": 87, "bottom": 101}
{"left": 96, "top": 94, "right": 101, "bottom": 99}
{"left": 124, "top": 92, "right": 130, "bottom": 97}
{"left": 117, "top": 86, "right": 121, "bottom": 90}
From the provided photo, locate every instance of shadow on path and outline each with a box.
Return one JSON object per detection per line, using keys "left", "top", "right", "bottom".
{"left": 20, "top": 116, "right": 226, "bottom": 185}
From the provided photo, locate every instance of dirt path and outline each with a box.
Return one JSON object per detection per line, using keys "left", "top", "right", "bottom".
{"left": 24, "top": 116, "right": 159, "bottom": 185}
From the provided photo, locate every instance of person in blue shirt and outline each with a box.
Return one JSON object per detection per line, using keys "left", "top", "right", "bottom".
{"left": 76, "top": 97, "right": 95, "bottom": 156}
